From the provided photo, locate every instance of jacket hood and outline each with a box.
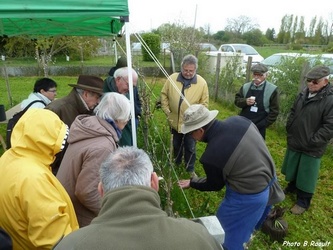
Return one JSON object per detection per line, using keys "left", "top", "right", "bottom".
{"left": 11, "top": 108, "right": 68, "bottom": 164}
{"left": 68, "top": 115, "right": 118, "bottom": 144}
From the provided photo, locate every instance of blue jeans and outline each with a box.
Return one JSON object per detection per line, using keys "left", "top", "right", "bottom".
{"left": 217, "top": 185, "right": 269, "bottom": 250}
{"left": 172, "top": 129, "right": 196, "bottom": 172}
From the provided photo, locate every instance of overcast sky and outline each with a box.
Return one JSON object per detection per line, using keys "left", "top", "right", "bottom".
{"left": 127, "top": 0, "right": 332, "bottom": 34}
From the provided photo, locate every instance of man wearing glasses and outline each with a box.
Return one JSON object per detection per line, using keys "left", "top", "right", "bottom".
{"left": 281, "top": 65, "right": 333, "bottom": 215}
{"left": 161, "top": 54, "right": 209, "bottom": 177}
{"left": 234, "top": 63, "right": 279, "bottom": 139}
{"left": 103, "top": 67, "right": 141, "bottom": 147}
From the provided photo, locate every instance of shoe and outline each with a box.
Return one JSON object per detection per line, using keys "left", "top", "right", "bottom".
{"left": 290, "top": 204, "right": 307, "bottom": 215}
{"left": 283, "top": 185, "right": 296, "bottom": 194}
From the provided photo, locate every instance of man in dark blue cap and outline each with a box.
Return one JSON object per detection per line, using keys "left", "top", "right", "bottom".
{"left": 281, "top": 65, "right": 333, "bottom": 215}
{"left": 235, "top": 63, "right": 280, "bottom": 139}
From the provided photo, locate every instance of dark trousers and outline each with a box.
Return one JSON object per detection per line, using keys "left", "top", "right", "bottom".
{"left": 286, "top": 181, "right": 313, "bottom": 209}
{"left": 172, "top": 129, "right": 196, "bottom": 172}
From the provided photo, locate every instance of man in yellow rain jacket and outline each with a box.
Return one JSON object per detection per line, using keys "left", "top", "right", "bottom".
{"left": 0, "top": 109, "right": 79, "bottom": 249}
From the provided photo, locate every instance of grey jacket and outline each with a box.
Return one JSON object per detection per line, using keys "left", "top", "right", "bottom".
{"left": 190, "top": 116, "right": 284, "bottom": 205}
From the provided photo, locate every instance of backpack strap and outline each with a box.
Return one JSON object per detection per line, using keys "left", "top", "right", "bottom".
{"left": 23, "top": 100, "right": 46, "bottom": 112}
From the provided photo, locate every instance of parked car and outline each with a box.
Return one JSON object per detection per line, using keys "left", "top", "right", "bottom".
{"left": 218, "top": 43, "right": 264, "bottom": 65}
{"left": 261, "top": 53, "right": 311, "bottom": 68}
{"left": 131, "top": 42, "right": 170, "bottom": 55}
{"left": 261, "top": 52, "right": 315, "bottom": 84}
{"left": 198, "top": 43, "right": 217, "bottom": 51}
{"left": 309, "top": 53, "right": 333, "bottom": 79}
{"left": 131, "top": 42, "right": 142, "bottom": 54}
{"left": 262, "top": 52, "right": 333, "bottom": 77}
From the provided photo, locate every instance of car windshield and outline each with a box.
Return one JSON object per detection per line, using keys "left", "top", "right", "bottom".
{"left": 262, "top": 55, "right": 286, "bottom": 66}
{"left": 233, "top": 45, "right": 258, "bottom": 55}
{"left": 263, "top": 53, "right": 312, "bottom": 67}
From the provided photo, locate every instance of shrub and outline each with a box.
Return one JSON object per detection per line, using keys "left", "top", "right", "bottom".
{"left": 141, "top": 33, "right": 161, "bottom": 62}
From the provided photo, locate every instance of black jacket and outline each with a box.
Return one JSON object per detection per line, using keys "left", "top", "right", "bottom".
{"left": 286, "top": 83, "right": 333, "bottom": 157}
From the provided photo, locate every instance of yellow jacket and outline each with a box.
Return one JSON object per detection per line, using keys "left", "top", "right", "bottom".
{"left": 0, "top": 109, "right": 79, "bottom": 250}
{"left": 161, "top": 73, "right": 209, "bottom": 132}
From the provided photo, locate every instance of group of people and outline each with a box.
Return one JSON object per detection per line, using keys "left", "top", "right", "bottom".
{"left": 0, "top": 52, "right": 331, "bottom": 250}
{"left": 0, "top": 57, "right": 222, "bottom": 250}
{"left": 161, "top": 54, "right": 332, "bottom": 249}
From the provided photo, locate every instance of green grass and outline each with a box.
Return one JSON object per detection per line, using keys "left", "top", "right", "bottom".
{"left": 1, "top": 53, "right": 171, "bottom": 67}
{"left": 1, "top": 73, "right": 332, "bottom": 249}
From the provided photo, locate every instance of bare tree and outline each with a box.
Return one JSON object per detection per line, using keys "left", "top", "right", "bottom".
{"left": 308, "top": 16, "right": 317, "bottom": 38}
{"left": 34, "top": 36, "right": 101, "bottom": 77}
{"left": 224, "top": 15, "right": 259, "bottom": 36}
{"left": 155, "top": 22, "right": 205, "bottom": 67}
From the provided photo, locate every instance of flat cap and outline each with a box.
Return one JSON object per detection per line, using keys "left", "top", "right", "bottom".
{"left": 251, "top": 63, "right": 268, "bottom": 74}
{"left": 305, "top": 65, "right": 330, "bottom": 80}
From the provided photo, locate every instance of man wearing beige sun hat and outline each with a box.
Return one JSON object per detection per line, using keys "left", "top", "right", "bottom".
{"left": 178, "top": 104, "right": 284, "bottom": 250}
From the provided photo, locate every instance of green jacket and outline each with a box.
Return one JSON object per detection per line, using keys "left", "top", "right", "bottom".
{"left": 54, "top": 186, "right": 222, "bottom": 250}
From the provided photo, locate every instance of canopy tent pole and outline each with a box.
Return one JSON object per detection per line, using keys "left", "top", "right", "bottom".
{"left": 124, "top": 20, "right": 137, "bottom": 147}
{"left": 2, "top": 60, "right": 13, "bottom": 107}
{"left": 112, "top": 36, "right": 118, "bottom": 63}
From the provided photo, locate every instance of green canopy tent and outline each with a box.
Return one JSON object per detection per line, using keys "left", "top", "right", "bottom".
{"left": 0, "top": 0, "right": 139, "bottom": 146}
{"left": 0, "top": 0, "right": 128, "bottom": 37}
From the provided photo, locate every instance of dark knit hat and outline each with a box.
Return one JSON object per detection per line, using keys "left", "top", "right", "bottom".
{"left": 251, "top": 63, "right": 268, "bottom": 74}
{"left": 68, "top": 75, "right": 104, "bottom": 94}
{"left": 108, "top": 57, "right": 128, "bottom": 76}
{"left": 305, "top": 65, "right": 330, "bottom": 80}
{"left": 115, "top": 56, "right": 127, "bottom": 68}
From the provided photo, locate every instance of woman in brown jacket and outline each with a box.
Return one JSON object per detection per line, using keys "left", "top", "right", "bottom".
{"left": 56, "top": 92, "right": 131, "bottom": 227}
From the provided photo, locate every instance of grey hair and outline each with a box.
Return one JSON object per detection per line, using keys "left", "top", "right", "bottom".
{"left": 93, "top": 92, "right": 130, "bottom": 122}
{"left": 181, "top": 54, "right": 198, "bottom": 69}
{"left": 76, "top": 88, "right": 84, "bottom": 95}
{"left": 114, "top": 67, "right": 138, "bottom": 79}
{"left": 99, "top": 146, "right": 154, "bottom": 192}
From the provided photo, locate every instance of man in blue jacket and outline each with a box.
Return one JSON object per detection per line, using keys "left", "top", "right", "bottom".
{"left": 178, "top": 104, "right": 284, "bottom": 250}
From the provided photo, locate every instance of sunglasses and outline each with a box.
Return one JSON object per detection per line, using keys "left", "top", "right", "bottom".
{"left": 306, "top": 78, "right": 321, "bottom": 85}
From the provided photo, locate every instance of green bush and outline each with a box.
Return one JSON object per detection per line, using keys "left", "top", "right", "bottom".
{"left": 290, "top": 43, "right": 303, "bottom": 50}
{"left": 141, "top": 33, "right": 161, "bottom": 62}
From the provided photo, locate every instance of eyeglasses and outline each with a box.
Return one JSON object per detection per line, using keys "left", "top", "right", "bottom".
{"left": 253, "top": 73, "right": 263, "bottom": 76}
{"left": 47, "top": 89, "right": 57, "bottom": 93}
{"left": 306, "top": 78, "right": 322, "bottom": 85}
{"left": 182, "top": 69, "right": 196, "bottom": 74}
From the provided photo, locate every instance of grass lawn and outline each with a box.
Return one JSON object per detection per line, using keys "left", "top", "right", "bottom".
{"left": 0, "top": 70, "right": 332, "bottom": 248}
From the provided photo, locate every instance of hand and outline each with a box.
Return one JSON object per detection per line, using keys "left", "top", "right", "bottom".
{"left": 246, "top": 97, "right": 256, "bottom": 106}
{"left": 178, "top": 179, "right": 191, "bottom": 189}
